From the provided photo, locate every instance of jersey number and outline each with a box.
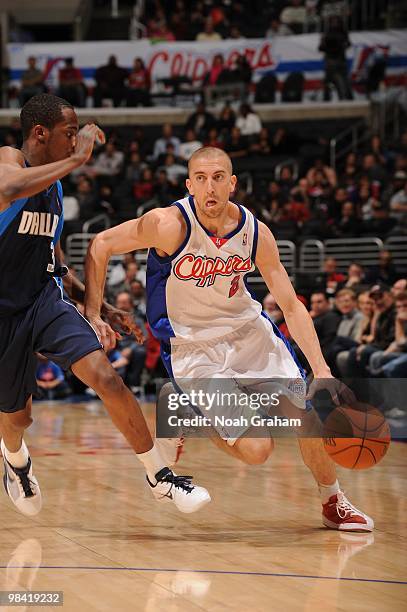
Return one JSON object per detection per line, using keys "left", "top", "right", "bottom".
{"left": 229, "top": 275, "right": 240, "bottom": 298}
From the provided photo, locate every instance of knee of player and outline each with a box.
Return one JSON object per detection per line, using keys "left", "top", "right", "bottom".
{"left": 240, "top": 438, "right": 274, "bottom": 465}
{"left": 94, "top": 368, "right": 126, "bottom": 398}
{"left": 2, "top": 411, "right": 33, "bottom": 431}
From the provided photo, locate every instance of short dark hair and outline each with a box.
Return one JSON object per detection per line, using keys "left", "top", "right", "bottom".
{"left": 311, "top": 291, "right": 330, "bottom": 301}
{"left": 20, "top": 93, "right": 74, "bottom": 140}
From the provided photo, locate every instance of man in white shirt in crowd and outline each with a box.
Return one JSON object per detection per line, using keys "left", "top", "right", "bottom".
{"left": 153, "top": 123, "right": 181, "bottom": 159}
{"left": 280, "top": 0, "right": 307, "bottom": 32}
{"left": 390, "top": 176, "right": 407, "bottom": 222}
{"left": 235, "top": 104, "right": 262, "bottom": 138}
{"left": 179, "top": 129, "right": 203, "bottom": 161}
{"left": 196, "top": 17, "right": 222, "bottom": 42}
{"left": 94, "top": 141, "right": 124, "bottom": 177}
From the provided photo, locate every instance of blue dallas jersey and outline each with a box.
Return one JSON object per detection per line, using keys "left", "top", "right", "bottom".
{"left": 0, "top": 179, "right": 64, "bottom": 317}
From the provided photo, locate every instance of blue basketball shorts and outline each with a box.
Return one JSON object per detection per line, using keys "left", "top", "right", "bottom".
{"left": 0, "top": 280, "right": 102, "bottom": 413}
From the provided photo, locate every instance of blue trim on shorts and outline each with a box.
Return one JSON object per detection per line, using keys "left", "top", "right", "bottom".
{"left": 160, "top": 342, "right": 174, "bottom": 379}
{"left": 261, "top": 311, "right": 312, "bottom": 411}
{"left": 261, "top": 311, "right": 306, "bottom": 379}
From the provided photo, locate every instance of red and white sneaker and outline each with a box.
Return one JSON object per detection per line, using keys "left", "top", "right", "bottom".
{"left": 155, "top": 437, "right": 185, "bottom": 467}
{"left": 322, "top": 491, "right": 374, "bottom": 532}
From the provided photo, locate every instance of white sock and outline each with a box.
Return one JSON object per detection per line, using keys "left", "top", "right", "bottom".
{"left": 137, "top": 444, "right": 167, "bottom": 483}
{"left": 3, "top": 440, "right": 30, "bottom": 469}
{"left": 319, "top": 479, "right": 340, "bottom": 504}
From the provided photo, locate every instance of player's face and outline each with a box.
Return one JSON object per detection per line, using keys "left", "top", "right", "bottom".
{"left": 186, "top": 156, "right": 237, "bottom": 219}
{"left": 46, "top": 108, "right": 79, "bottom": 162}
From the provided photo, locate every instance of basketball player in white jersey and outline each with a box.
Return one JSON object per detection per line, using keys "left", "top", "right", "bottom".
{"left": 85, "top": 147, "right": 373, "bottom": 532}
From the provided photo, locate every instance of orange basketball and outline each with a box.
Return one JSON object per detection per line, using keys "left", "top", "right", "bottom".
{"left": 323, "top": 402, "right": 390, "bottom": 470}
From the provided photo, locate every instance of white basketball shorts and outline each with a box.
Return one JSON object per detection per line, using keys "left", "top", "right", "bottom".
{"left": 168, "top": 315, "right": 308, "bottom": 445}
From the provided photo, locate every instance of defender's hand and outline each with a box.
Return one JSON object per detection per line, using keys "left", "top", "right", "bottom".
{"left": 86, "top": 314, "right": 116, "bottom": 352}
{"left": 103, "top": 306, "right": 145, "bottom": 344}
{"left": 73, "top": 123, "right": 106, "bottom": 165}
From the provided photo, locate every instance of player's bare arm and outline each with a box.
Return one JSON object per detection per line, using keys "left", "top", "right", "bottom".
{"left": 0, "top": 124, "right": 104, "bottom": 210}
{"left": 255, "top": 221, "right": 331, "bottom": 378}
{"left": 54, "top": 242, "right": 143, "bottom": 343}
{"left": 257, "top": 222, "right": 355, "bottom": 404}
{"left": 84, "top": 206, "right": 186, "bottom": 349}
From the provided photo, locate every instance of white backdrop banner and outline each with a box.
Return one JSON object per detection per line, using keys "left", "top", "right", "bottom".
{"left": 7, "top": 30, "right": 407, "bottom": 91}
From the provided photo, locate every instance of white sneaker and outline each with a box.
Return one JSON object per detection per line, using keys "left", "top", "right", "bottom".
{"left": 1, "top": 440, "right": 42, "bottom": 517}
{"left": 155, "top": 437, "right": 185, "bottom": 467}
{"left": 147, "top": 467, "right": 210, "bottom": 513}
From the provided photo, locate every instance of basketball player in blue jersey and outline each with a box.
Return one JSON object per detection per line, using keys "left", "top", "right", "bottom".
{"left": 85, "top": 146, "right": 374, "bottom": 532}
{"left": 0, "top": 94, "right": 210, "bottom": 517}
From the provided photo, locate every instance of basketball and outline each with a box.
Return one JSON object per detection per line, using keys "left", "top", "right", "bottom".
{"left": 323, "top": 402, "right": 391, "bottom": 469}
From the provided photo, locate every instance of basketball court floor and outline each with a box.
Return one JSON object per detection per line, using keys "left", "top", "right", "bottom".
{"left": 0, "top": 400, "right": 406, "bottom": 611}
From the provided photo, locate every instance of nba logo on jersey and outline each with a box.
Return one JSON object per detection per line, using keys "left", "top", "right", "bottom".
{"left": 242, "top": 233, "right": 247, "bottom": 245}
{"left": 215, "top": 238, "right": 222, "bottom": 247}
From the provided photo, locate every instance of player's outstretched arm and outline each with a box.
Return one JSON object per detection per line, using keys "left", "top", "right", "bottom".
{"left": 255, "top": 221, "right": 331, "bottom": 378}
{"left": 84, "top": 207, "right": 182, "bottom": 349}
{"left": 0, "top": 124, "right": 104, "bottom": 209}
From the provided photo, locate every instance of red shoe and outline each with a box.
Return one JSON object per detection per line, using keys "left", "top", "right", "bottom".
{"left": 322, "top": 491, "right": 374, "bottom": 532}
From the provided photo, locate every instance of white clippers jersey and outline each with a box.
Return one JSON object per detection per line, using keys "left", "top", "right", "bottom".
{"left": 146, "top": 196, "right": 262, "bottom": 345}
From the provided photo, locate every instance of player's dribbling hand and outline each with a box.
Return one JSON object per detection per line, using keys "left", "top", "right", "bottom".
{"left": 73, "top": 123, "right": 106, "bottom": 165}
{"left": 306, "top": 375, "right": 356, "bottom": 407}
{"left": 86, "top": 315, "right": 117, "bottom": 352}
{"left": 103, "top": 306, "right": 145, "bottom": 344}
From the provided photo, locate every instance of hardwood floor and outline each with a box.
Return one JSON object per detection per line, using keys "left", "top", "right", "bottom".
{"left": 0, "top": 401, "right": 406, "bottom": 612}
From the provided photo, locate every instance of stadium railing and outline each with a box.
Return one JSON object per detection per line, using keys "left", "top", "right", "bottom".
{"left": 66, "top": 235, "right": 296, "bottom": 283}
{"left": 82, "top": 213, "right": 111, "bottom": 233}
{"left": 66, "top": 233, "right": 147, "bottom": 280}
{"left": 300, "top": 237, "right": 384, "bottom": 272}
{"left": 66, "top": 233, "right": 406, "bottom": 288}
{"left": 300, "top": 237, "right": 407, "bottom": 273}
{"left": 385, "top": 236, "right": 407, "bottom": 270}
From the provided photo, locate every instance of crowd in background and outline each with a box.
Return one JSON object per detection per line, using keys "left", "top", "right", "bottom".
{"left": 17, "top": 54, "right": 152, "bottom": 109}
{"left": 1, "top": 105, "right": 406, "bottom": 246}
{"left": 15, "top": 52, "right": 256, "bottom": 109}
{"left": 139, "top": 0, "right": 351, "bottom": 40}
{"left": 14, "top": 29, "right": 380, "bottom": 111}
{"left": 265, "top": 272, "right": 407, "bottom": 375}
{"left": 10, "top": 0, "right": 390, "bottom": 110}
{"left": 1, "top": 106, "right": 405, "bottom": 238}
{"left": 8, "top": 109, "right": 401, "bottom": 243}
